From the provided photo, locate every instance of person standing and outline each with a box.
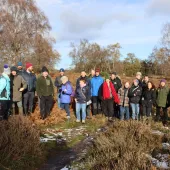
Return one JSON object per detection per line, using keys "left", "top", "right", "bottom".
{"left": 156, "top": 79, "right": 169, "bottom": 126}
{"left": 2, "top": 64, "right": 11, "bottom": 119}
{"left": 36, "top": 66, "right": 54, "bottom": 119}
{"left": 142, "top": 81, "right": 156, "bottom": 121}
{"left": 128, "top": 79, "right": 142, "bottom": 120}
{"left": 60, "top": 76, "right": 73, "bottom": 119}
{"left": 76, "top": 70, "right": 91, "bottom": 119}
{"left": 75, "top": 79, "right": 91, "bottom": 123}
{"left": 136, "top": 72, "right": 143, "bottom": 87}
{"left": 17, "top": 61, "right": 24, "bottom": 75}
{"left": 0, "top": 67, "right": 10, "bottom": 120}
{"left": 118, "top": 81, "right": 130, "bottom": 120}
{"left": 110, "top": 72, "right": 122, "bottom": 118}
{"left": 22, "top": 62, "right": 36, "bottom": 115}
{"left": 99, "top": 74, "right": 120, "bottom": 122}
{"left": 55, "top": 68, "right": 65, "bottom": 108}
{"left": 91, "top": 68, "right": 104, "bottom": 116}
{"left": 142, "top": 75, "right": 149, "bottom": 91}
{"left": 10, "top": 66, "right": 27, "bottom": 115}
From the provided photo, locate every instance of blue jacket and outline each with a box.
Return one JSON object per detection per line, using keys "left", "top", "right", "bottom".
{"left": 0, "top": 74, "right": 10, "bottom": 100}
{"left": 60, "top": 81, "right": 73, "bottom": 103}
{"left": 75, "top": 85, "right": 91, "bottom": 103}
{"left": 91, "top": 76, "right": 104, "bottom": 96}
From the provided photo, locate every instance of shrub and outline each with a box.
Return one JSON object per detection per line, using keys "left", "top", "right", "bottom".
{"left": 82, "top": 120, "right": 162, "bottom": 170}
{"left": 0, "top": 115, "right": 43, "bottom": 170}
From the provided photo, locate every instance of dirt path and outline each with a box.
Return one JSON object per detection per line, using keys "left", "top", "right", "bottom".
{"left": 39, "top": 136, "right": 93, "bottom": 170}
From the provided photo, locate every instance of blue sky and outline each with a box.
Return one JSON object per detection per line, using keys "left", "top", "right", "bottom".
{"left": 35, "top": 0, "right": 170, "bottom": 69}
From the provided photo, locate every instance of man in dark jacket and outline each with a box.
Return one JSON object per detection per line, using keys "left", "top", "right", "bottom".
{"left": 17, "top": 61, "right": 24, "bottom": 75}
{"left": 55, "top": 68, "right": 65, "bottom": 108}
{"left": 128, "top": 79, "right": 142, "bottom": 120}
{"left": 110, "top": 72, "right": 122, "bottom": 118}
{"left": 22, "top": 62, "right": 36, "bottom": 115}
{"left": 142, "top": 75, "right": 149, "bottom": 91}
{"left": 76, "top": 71, "right": 91, "bottom": 118}
{"left": 36, "top": 66, "right": 54, "bottom": 119}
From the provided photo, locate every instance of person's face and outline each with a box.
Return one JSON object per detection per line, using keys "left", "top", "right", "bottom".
{"left": 148, "top": 82, "right": 152, "bottom": 89}
{"left": 42, "top": 71, "right": 48, "bottom": 77}
{"left": 28, "top": 66, "right": 33, "bottom": 72}
{"left": 111, "top": 74, "right": 116, "bottom": 80}
{"left": 91, "top": 70, "right": 95, "bottom": 76}
{"left": 17, "top": 66, "right": 22, "bottom": 70}
{"left": 136, "top": 75, "right": 141, "bottom": 80}
{"left": 161, "top": 82, "right": 165, "bottom": 87}
{"left": 95, "top": 72, "right": 99, "bottom": 76}
{"left": 81, "top": 71, "right": 86, "bottom": 77}
{"left": 106, "top": 79, "right": 110, "bottom": 83}
{"left": 144, "top": 76, "right": 149, "bottom": 82}
{"left": 12, "top": 71, "right": 17, "bottom": 76}
{"left": 125, "top": 82, "right": 130, "bottom": 88}
{"left": 134, "top": 80, "right": 138, "bottom": 86}
{"left": 60, "top": 71, "right": 64, "bottom": 76}
{"left": 80, "top": 80, "right": 85, "bottom": 87}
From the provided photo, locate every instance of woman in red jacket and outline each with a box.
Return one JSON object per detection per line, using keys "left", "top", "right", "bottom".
{"left": 99, "top": 74, "right": 120, "bottom": 122}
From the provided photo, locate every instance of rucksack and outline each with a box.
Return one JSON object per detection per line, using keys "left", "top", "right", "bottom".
{"left": 0, "top": 76, "right": 7, "bottom": 98}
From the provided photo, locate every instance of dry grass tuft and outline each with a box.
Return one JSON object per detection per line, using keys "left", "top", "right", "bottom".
{"left": 0, "top": 115, "right": 43, "bottom": 170}
{"left": 83, "top": 120, "right": 162, "bottom": 170}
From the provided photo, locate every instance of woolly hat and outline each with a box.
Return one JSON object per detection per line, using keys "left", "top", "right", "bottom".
{"left": 61, "top": 76, "right": 68, "bottom": 84}
{"left": 17, "top": 61, "right": 23, "bottom": 66}
{"left": 95, "top": 68, "right": 100, "bottom": 72}
{"left": 11, "top": 66, "right": 17, "bottom": 72}
{"left": 59, "top": 68, "right": 65, "bottom": 72}
{"left": 26, "top": 62, "right": 33, "bottom": 70}
{"left": 41, "top": 66, "right": 49, "bottom": 73}
{"left": 105, "top": 74, "right": 110, "bottom": 80}
{"left": 134, "top": 79, "right": 139, "bottom": 84}
{"left": 136, "top": 72, "right": 142, "bottom": 76}
{"left": 160, "top": 79, "right": 166, "bottom": 83}
{"left": 3, "top": 64, "right": 10, "bottom": 75}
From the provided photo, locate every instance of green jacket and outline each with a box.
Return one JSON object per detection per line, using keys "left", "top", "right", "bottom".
{"left": 156, "top": 86, "right": 169, "bottom": 107}
{"left": 36, "top": 75, "right": 54, "bottom": 97}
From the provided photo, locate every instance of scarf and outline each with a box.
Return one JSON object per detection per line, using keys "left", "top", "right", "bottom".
{"left": 103, "top": 81, "right": 120, "bottom": 104}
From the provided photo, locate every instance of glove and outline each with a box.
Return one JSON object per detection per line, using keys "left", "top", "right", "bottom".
{"left": 62, "top": 91, "right": 66, "bottom": 94}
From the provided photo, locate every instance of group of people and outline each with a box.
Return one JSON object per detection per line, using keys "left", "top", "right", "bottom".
{"left": 55, "top": 69, "right": 170, "bottom": 126}
{"left": 0, "top": 63, "right": 170, "bottom": 126}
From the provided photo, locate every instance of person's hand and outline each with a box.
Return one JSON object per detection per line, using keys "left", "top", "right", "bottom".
{"left": 19, "top": 88, "right": 24, "bottom": 92}
{"left": 134, "top": 94, "right": 136, "bottom": 96}
{"left": 62, "top": 91, "right": 65, "bottom": 94}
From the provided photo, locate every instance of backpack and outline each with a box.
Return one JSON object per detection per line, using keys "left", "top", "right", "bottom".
{"left": 0, "top": 76, "right": 7, "bottom": 98}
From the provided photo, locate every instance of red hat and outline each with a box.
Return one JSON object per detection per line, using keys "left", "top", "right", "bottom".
{"left": 26, "top": 62, "right": 33, "bottom": 69}
{"left": 95, "top": 68, "right": 100, "bottom": 72}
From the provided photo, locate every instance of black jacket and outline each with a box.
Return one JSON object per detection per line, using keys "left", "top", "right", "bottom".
{"left": 76, "top": 76, "right": 91, "bottom": 89}
{"left": 142, "top": 88, "right": 156, "bottom": 107}
{"left": 111, "top": 77, "right": 122, "bottom": 92}
{"left": 128, "top": 85, "right": 142, "bottom": 104}
{"left": 22, "top": 71, "right": 36, "bottom": 92}
{"left": 75, "top": 85, "right": 91, "bottom": 103}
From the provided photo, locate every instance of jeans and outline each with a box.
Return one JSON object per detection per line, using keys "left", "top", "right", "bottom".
{"left": 142, "top": 105, "right": 152, "bottom": 117}
{"left": 61, "top": 103, "right": 70, "bottom": 116}
{"left": 120, "top": 106, "right": 130, "bottom": 120}
{"left": 0, "top": 100, "right": 8, "bottom": 120}
{"left": 130, "top": 103, "right": 139, "bottom": 120}
{"left": 76, "top": 103, "right": 87, "bottom": 121}
{"left": 92, "top": 96, "right": 101, "bottom": 115}
{"left": 102, "top": 99, "right": 114, "bottom": 117}
{"left": 40, "top": 96, "right": 53, "bottom": 119}
{"left": 23, "top": 91, "right": 35, "bottom": 113}
{"left": 57, "top": 93, "right": 61, "bottom": 108}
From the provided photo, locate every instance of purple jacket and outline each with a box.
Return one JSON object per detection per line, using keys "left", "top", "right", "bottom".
{"left": 60, "top": 82, "right": 72, "bottom": 103}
